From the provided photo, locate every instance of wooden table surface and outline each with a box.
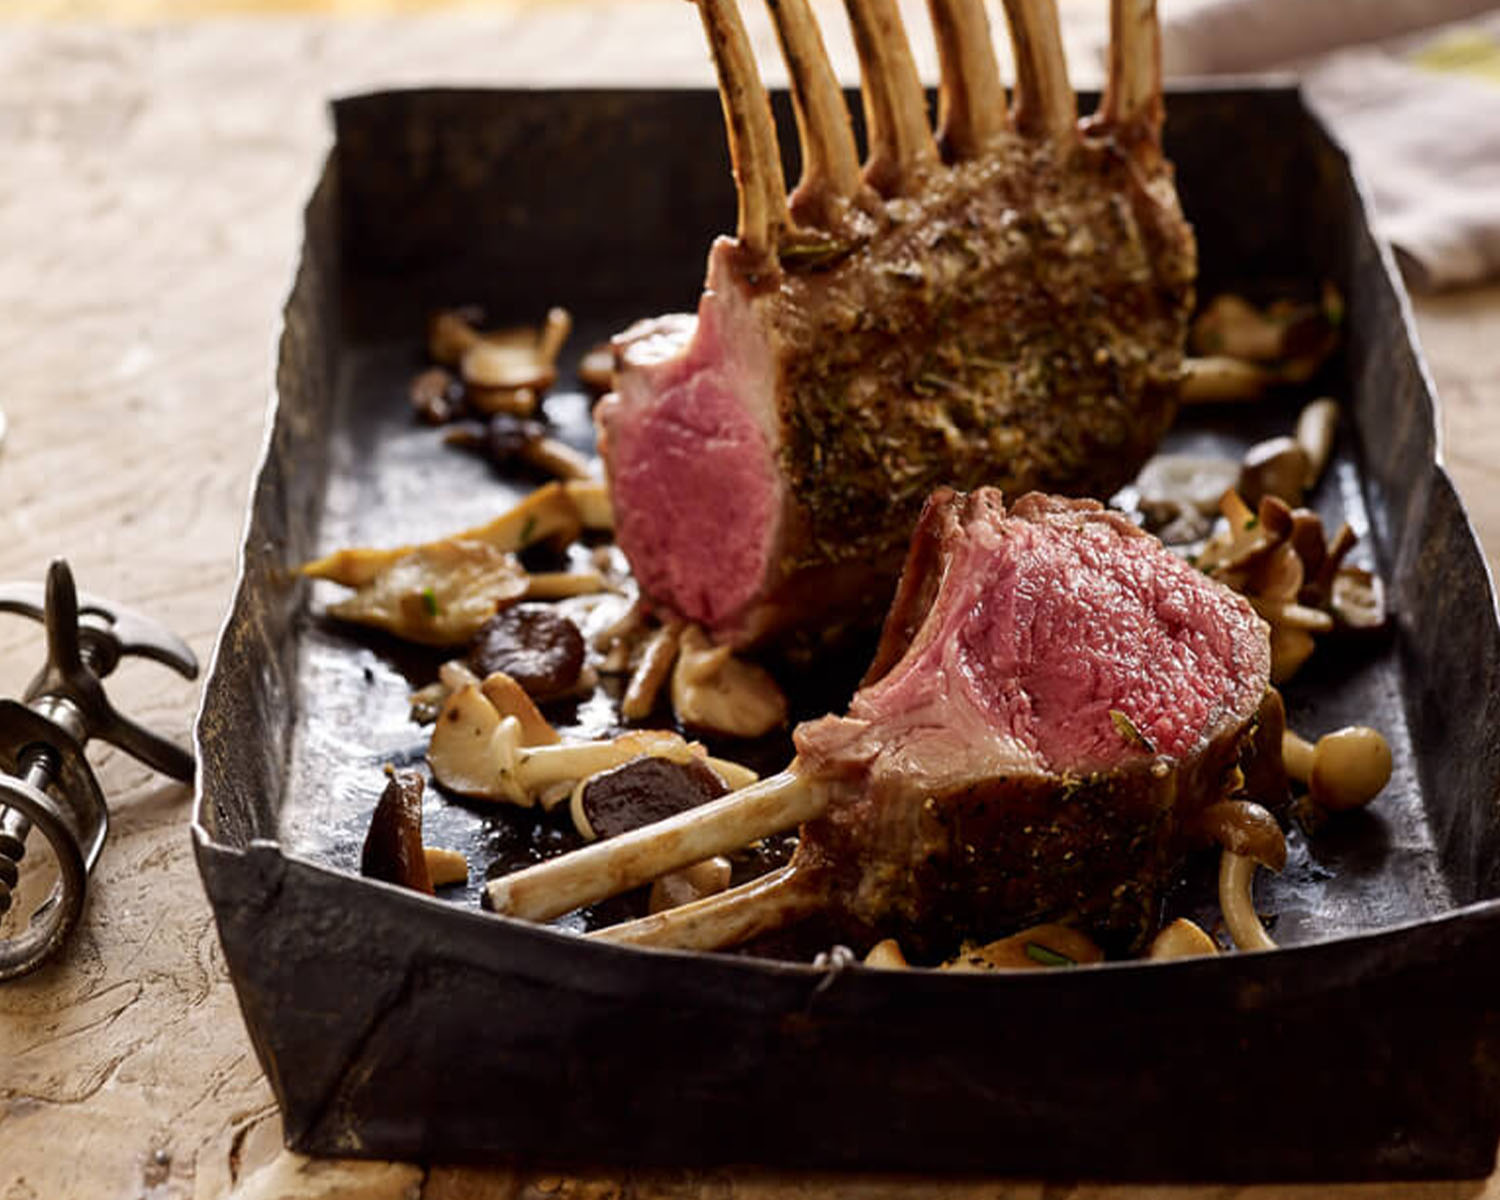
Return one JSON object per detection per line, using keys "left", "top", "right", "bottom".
{"left": 0, "top": 2, "right": 1498, "bottom": 1197}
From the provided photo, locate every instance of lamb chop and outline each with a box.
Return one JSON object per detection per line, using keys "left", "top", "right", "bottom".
{"left": 597, "top": 0, "right": 1197, "bottom": 648}
{"left": 485, "top": 488, "right": 1287, "bottom": 957}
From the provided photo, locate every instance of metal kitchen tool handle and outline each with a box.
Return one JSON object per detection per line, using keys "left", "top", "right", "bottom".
{"left": 0, "top": 560, "right": 197, "bottom": 980}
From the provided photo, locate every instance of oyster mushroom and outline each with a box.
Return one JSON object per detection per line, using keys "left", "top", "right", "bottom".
{"left": 461, "top": 307, "right": 573, "bottom": 416}
{"left": 670, "top": 625, "right": 788, "bottom": 739}
{"left": 300, "top": 484, "right": 585, "bottom": 646}
{"left": 942, "top": 924, "right": 1104, "bottom": 971}
{"left": 446, "top": 413, "right": 595, "bottom": 482}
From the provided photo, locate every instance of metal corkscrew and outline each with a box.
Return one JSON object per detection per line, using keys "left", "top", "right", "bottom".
{"left": 0, "top": 560, "right": 197, "bottom": 981}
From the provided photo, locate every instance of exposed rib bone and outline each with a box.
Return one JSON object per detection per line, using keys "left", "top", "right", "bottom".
{"left": 766, "top": 0, "right": 864, "bottom": 225}
{"left": 999, "top": 0, "right": 1076, "bottom": 139}
{"left": 484, "top": 770, "right": 826, "bottom": 922}
{"left": 844, "top": 0, "right": 939, "bottom": 194}
{"left": 927, "top": 0, "right": 1008, "bottom": 159}
{"left": 1100, "top": 0, "right": 1163, "bottom": 136}
{"left": 592, "top": 863, "right": 822, "bottom": 950}
{"left": 696, "top": 0, "right": 794, "bottom": 259}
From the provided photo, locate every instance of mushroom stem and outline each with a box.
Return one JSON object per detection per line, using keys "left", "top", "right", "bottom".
{"left": 766, "top": 0, "right": 864, "bottom": 224}
{"left": 1099, "top": 0, "right": 1161, "bottom": 138}
{"left": 485, "top": 770, "right": 827, "bottom": 922}
{"left": 927, "top": 0, "right": 1008, "bottom": 159}
{"left": 845, "top": 0, "right": 940, "bottom": 195}
{"left": 696, "top": 0, "right": 793, "bottom": 261}
{"left": 999, "top": 0, "right": 1076, "bottom": 140}
{"left": 593, "top": 863, "right": 821, "bottom": 950}
{"left": 1219, "top": 850, "right": 1276, "bottom": 951}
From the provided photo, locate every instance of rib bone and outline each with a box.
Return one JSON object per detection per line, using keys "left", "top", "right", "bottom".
{"left": 592, "top": 863, "right": 821, "bottom": 950}
{"left": 697, "top": 0, "right": 794, "bottom": 260}
{"left": 844, "top": 0, "right": 939, "bottom": 194}
{"left": 484, "top": 770, "right": 826, "bottom": 922}
{"left": 927, "top": 0, "right": 1008, "bottom": 159}
{"left": 766, "top": 0, "right": 864, "bottom": 226}
{"left": 1100, "top": 0, "right": 1163, "bottom": 137}
{"left": 999, "top": 0, "right": 1076, "bottom": 138}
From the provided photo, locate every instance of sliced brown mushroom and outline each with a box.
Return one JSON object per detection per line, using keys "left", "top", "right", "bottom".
{"left": 469, "top": 604, "right": 587, "bottom": 703}
{"left": 361, "top": 770, "right": 434, "bottom": 895}
{"left": 670, "top": 625, "right": 788, "bottom": 739}
{"left": 570, "top": 754, "right": 731, "bottom": 842}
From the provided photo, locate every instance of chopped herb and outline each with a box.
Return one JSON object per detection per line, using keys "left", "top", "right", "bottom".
{"left": 1244, "top": 516, "right": 1259, "bottom": 531}
{"left": 779, "top": 238, "right": 854, "bottom": 271}
{"left": 519, "top": 515, "right": 538, "bottom": 545}
{"left": 420, "top": 588, "right": 440, "bottom": 617}
{"left": 1110, "top": 709, "right": 1157, "bottom": 753}
{"left": 1024, "top": 942, "right": 1075, "bottom": 968}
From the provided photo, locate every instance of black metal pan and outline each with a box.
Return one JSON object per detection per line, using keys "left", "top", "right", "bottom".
{"left": 192, "top": 85, "right": 1500, "bottom": 1180}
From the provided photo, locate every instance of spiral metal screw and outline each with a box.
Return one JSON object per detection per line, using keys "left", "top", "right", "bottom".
{"left": 0, "top": 560, "right": 197, "bottom": 980}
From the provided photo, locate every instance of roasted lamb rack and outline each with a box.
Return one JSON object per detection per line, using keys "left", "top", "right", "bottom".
{"left": 597, "top": 0, "right": 1197, "bottom": 648}
{"left": 486, "top": 489, "right": 1286, "bottom": 957}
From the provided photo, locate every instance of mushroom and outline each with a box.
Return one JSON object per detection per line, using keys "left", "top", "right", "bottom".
{"left": 1237, "top": 436, "right": 1310, "bottom": 509}
{"left": 649, "top": 857, "right": 733, "bottom": 915}
{"left": 423, "top": 847, "right": 469, "bottom": 889}
{"left": 862, "top": 938, "right": 909, "bottom": 969}
{"left": 360, "top": 770, "right": 434, "bottom": 895}
{"left": 301, "top": 484, "right": 585, "bottom": 647}
{"left": 577, "top": 341, "right": 616, "bottom": 398}
{"left": 409, "top": 366, "right": 464, "bottom": 425}
{"left": 1147, "top": 918, "right": 1219, "bottom": 960}
{"left": 942, "top": 924, "right": 1104, "bottom": 972}
{"left": 1180, "top": 355, "right": 1274, "bottom": 404}
{"left": 622, "top": 620, "right": 684, "bottom": 720}
{"left": 1131, "top": 453, "right": 1240, "bottom": 544}
{"left": 1294, "top": 398, "right": 1339, "bottom": 490}
{"left": 1190, "top": 293, "right": 1333, "bottom": 363}
{"left": 562, "top": 479, "right": 614, "bottom": 531}
{"left": 469, "top": 605, "right": 586, "bottom": 703}
{"left": 446, "top": 413, "right": 595, "bottom": 482}
{"left": 1283, "top": 725, "right": 1392, "bottom": 813}
{"left": 670, "top": 625, "right": 788, "bottom": 739}
{"left": 460, "top": 307, "right": 573, "bottom": 416}
{"left": 569, "top": 754, "right": 731, "bottom": 842}
{"left": 426, "top": 306, "right": 486, "bottom": 366}
{"left": 1219, "top": 849, "right": 1276, "bottom": 952}
{"left": 429, "top": 680, "right": 755, "bottom": 810}
{"left": 478, "top": 670, "right": 560, "bottom": 746}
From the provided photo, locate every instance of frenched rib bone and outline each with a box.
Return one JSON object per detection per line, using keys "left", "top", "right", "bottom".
{"left": 599, "top": 0, "right": 1196, "bottom": 648}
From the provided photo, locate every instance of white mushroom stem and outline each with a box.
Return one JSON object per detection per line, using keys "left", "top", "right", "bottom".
{"left": 485, "top": 770, "right": 827, "bottom": 922}
{"left": 622, "top": 620, "right": 684, "bottom": 720}
{"left": 999, "top": 0, "right": 1076, "bottom": 140}
{"left": 591, "top": 864, "right": 822, "bottom": 950}
{"left": 1100, "top": 0, "right": 1161, "bottom": 135}
{"left": 927, "top": 0, "right": 1008, "bottom": 158}
{"left": 1219, "top": 850, "right": 1276, "bottom": 951}
{"left": 696, "top": 0, "right": 793, "bottom": 261}
{"left": 845, "top": 0, "right": 940, "bottom": 195}
{"left": 1295, "top": 397, "right": 1340, "bottom": 489}
{"left": 766, "top": 0, "right": 864, "bottom": 222}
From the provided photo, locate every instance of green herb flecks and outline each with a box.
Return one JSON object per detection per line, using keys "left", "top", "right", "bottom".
{"left": 1110, "top": 709, "right": 1157, "bottom": 754}
{"left": 1024, "top": 942, "right": 1076, "bottom": 968}
{"left": 420, "top": 588, "right": 440, "bottom": 617}
{"left": 779, "top": 237, "right": 855, "bottom": 272}
{"left": 519, "top": 515, "right": 538, "bottom": 546}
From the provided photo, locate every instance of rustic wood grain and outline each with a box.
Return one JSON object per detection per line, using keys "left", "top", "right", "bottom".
{"left": 0, "top": 5, "right": 1496, "bottom": 1199}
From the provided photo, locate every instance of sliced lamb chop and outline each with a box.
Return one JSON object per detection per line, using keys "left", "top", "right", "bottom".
{"left": 485, "top": 488, "right": 1286, "bottom": 957}
{"left": 597, "top": 0, "right": 1195, "bottom": 648}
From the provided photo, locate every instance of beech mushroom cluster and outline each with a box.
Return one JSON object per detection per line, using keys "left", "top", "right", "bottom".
{"left": 1180, "top": 286, "right": 1342, "bottom": 404}
{"left": 1195, "top": 486, "right": 1384, "bottom": 682}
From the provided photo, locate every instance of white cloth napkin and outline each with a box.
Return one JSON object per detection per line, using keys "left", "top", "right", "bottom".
{"left": 1160, "top": 0, "right": 1500, "bottom": 291}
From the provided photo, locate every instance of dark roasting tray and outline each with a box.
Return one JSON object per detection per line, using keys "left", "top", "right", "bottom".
{"left": 193, "top": 85, "right": 1500, "bottom": 1180}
